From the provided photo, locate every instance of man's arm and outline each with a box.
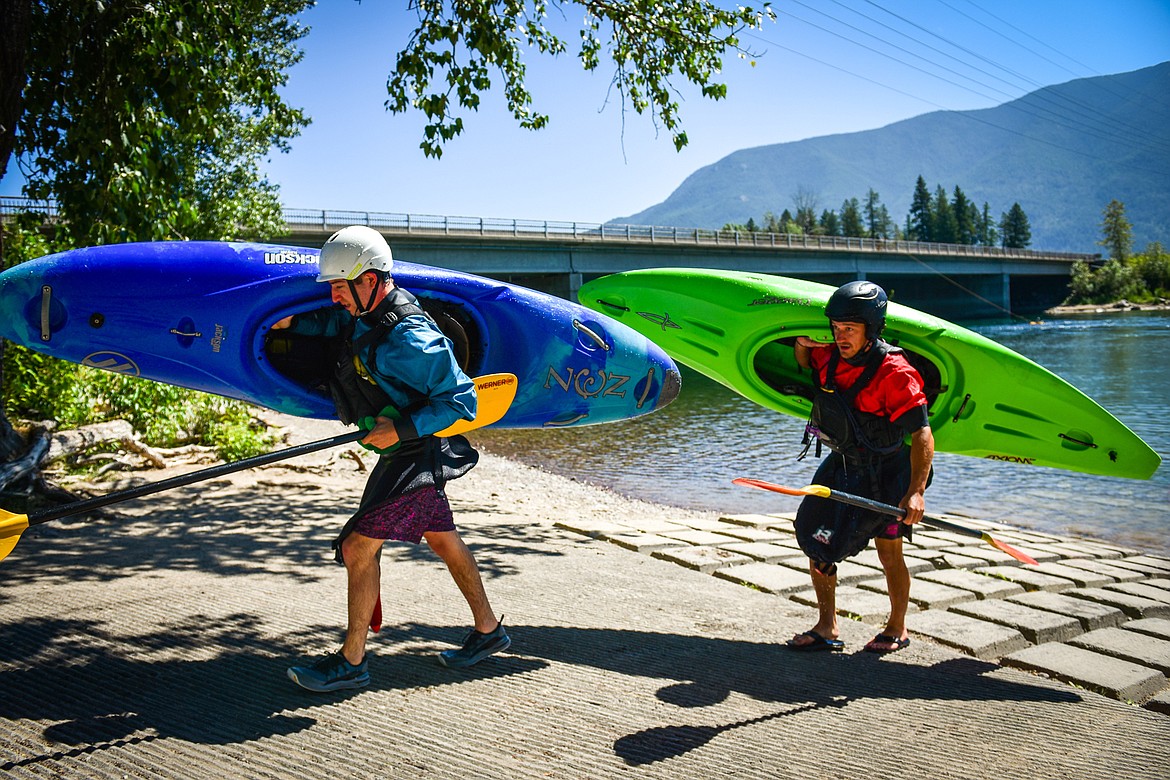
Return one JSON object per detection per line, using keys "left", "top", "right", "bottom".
{"left": 900, "top": 425, "right": 935, "bottom": 525}
{"left": 794, "top": 336, "right": 832, "bottom": 369}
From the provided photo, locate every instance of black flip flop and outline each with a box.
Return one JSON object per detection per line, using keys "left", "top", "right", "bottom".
{"left": 864, "top": 633, "right": 911, "bottom": 653}
{"left": 786, "top": 630, "right": 845, "bottom": 652}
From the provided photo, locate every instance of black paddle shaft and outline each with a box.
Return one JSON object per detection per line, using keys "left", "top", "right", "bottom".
{"left": 27, "top": 429, "right": 365, "bottom": 527}
{"left": 820, "top": 487, "right": 983, "bottom": 539}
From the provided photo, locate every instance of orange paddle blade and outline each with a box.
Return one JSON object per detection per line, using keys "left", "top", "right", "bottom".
{"left": 438, "top": 373, "right": 517, "bottom": 436}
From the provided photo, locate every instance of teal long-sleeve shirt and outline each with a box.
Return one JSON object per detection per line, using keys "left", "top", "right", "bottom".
{"left": 289, "top": 302, "right": 477, "bottom": 441}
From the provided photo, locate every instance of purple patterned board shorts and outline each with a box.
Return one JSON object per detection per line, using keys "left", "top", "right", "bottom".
{"left": 352, "top": 485, "right": 456, "bottom": 544}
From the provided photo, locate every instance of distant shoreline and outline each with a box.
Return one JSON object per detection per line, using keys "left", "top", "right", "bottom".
{"left": 1045, "top": 299, "right": 1170, "bottom": 315}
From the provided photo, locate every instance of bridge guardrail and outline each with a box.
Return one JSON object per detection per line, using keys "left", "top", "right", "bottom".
{"left": 2, "top": 197, "right": 1097, "bottom": 263}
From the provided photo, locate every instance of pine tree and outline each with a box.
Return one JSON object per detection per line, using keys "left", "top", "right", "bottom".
{"left": 863, "top": 189, "right": 892, "bottom": 239}
{"left": 1098, "top": 199, "right": 1133, "bottom": 262}
{"left": 840, "top": 198, "right": 864, "bottom": 237}
{"left": 933, "top": 185, "right": 959, "bottom": 244}
{"left": 819, "top": 209, "right": 841, "bottom": 237}
{"left": 952, "top": 186, "right": 976, "bottom": 245}
{"left": 1000, "top": 203, "right": 1032, "bottom": 249}
{"left": 977, "top": 202, "right": 998, "bottom": 246}
{"left": 907, "top": 176, "right": 933, "bottom": 241}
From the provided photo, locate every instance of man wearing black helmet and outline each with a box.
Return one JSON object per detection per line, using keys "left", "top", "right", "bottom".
{"left": 787, "top": 280, "right": 934, "bottom": 654}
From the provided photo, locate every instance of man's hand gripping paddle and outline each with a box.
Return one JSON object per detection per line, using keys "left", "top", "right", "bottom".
{"left": 0, "top": 373, "right": 518, "bottom": 566}
{"left": 732, "top": 477, "right": 1038, "bottom": 566}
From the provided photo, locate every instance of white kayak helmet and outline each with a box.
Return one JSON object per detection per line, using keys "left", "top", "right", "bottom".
{"left": 316, "top": 225, "right": 394, "bottom": 283}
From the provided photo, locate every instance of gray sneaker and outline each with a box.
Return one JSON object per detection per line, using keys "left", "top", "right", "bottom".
{"left": 438, "top": 621, "right": 511, "bottom": 668}
{"left": 287, "top": 651, "right": 369, "bottom": 692}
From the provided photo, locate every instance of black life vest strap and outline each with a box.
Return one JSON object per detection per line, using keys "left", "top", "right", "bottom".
{"left": 822, "top": 339, "right": 896, "bottom": 400}
{"left": 329, "top": 287, "right": 433, "bottom": 425}
{"left": 350, "top": 287, "right": 431, "bottom": 361}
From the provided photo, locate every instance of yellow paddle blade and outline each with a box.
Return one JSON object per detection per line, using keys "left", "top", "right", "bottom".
{"left": 0, "top": 507, "right": 30, "bottom": 563}
{"left": 801, "top": 484, "right": 833, "bottom": 498}
{"left": 437, "top": 373, "right": 517, "bottom": 437}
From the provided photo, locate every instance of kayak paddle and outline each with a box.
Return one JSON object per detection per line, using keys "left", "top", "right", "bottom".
{"left": 732, "top": 477, "right": 1038, "bottom": 565}
{"left": 0, "top": 373, "right": 518, "bottom": 564}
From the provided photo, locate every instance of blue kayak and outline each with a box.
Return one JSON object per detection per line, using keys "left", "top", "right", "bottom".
{"left": 0, "top": 241, "right": 680, "bottom": 427}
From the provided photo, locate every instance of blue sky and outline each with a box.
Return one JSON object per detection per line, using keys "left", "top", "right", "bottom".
{"left": 4, "top": 0, "right": 1169, "bottom": 225}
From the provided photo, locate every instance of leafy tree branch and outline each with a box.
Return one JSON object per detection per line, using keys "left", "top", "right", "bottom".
{"left": 388, "top": 0, "right": 774, "bottom": 157}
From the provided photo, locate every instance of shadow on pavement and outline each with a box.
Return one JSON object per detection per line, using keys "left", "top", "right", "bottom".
{"left": 388, "top": 622, "right": 1084, "bottom": 766}
{"left": 0, "top": 614, "right": 546, "bottom": 772}
{"left": 1, "top": 613, "right": 1082, "bottom": 771}
{"left": 0, "top": 483, "right": 557, "bottom": 589}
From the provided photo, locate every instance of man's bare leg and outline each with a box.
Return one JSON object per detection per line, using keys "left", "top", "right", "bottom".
{"left": 425, "top": 529, "right": 498, "bottom": 633}
{"left": 339, "top": 532, "right": 385, "bottom": 665}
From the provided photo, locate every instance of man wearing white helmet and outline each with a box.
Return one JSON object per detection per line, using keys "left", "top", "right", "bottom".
{"left": 274, "top": 225, "right": 509, "bottom": 692}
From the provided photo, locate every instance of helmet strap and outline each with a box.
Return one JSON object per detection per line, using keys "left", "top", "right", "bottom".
{"left": 349, "top": 272, "right": 385, "bottom": 316}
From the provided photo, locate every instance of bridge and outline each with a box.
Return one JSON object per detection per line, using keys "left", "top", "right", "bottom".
{"left": 2, "top": 198, "right": 1098, "bottom": 319}
{"left": 279, "top": 208, "right": 1096, "bottom": 319}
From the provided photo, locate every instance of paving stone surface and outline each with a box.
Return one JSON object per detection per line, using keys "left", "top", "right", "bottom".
{"left": 557, "top": 508, "right": 1170, "bottom": 715}
{"left": 916, "top": 569, "right": 1026, "bottom": 600}
{"left": 949, "top": 600, "right": 1083, "bottom": 644}
{"left": 607, "top": 533, "right": 692, "bottom": 553}
{"left": 1106, "top": 558, "right": 1170, "bottom": 575}
{"left": 658, "top": 529, "right": 750, "bottom": 547}
{"left": 651, "top": 545, "right": 754, "bottom": 574}
{"left": 1067, "top": 588, "right": 1170, "bottom": 620}
{"left": 1007, "top": 591, "right": 1128, "bottom": 631}
{"left": 713, "top": 562, "right": 812, "bottom": 595}
{"left": 1056, "top": 558, "right": 1146, "bottom": 582}
{"left": 1067, "top": 628, "right": 1170, "bottom": 675}
{"left": 719, "top": 541, "right": 805, "bottom": 564}
{"left": 972, "top": 565, "right": 1079, "bottom": 592}
{"left": 1002, "top": 643, "right": 1167, "bottom": 702}
{"left": 1124, "top": 618, "right": 1170, "bottom": 641}
{"left": 1103, "top": 581, "right": 1170, "bottom": 604}
{"left": 1031, "top": 562, "right": 1117, "bottom": 588}
{"left": 911, "top": 611, "right": 1030, "bottom": 660}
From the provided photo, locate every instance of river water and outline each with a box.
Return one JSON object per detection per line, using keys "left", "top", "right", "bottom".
{"left": 470, "top": 310, "right": 1170, "bottom": 555}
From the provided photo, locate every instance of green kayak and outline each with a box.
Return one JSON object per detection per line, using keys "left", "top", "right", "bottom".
{"left": 578, "top": 268, "right": 1161, "bottom": 481}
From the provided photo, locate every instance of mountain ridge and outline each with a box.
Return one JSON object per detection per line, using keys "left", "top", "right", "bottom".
{"left": 612, "top": 62, "right": 1170, "bottom": 253}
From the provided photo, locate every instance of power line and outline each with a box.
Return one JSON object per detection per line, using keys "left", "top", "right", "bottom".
{"left": 745, "top": 32, "right": 1170, "bottom": 179}
{"left": 788, "top": 0, "right": 1170, "bottom": 158}
{"left": 758, "top": 2, "right": 1170, "bottom": 163}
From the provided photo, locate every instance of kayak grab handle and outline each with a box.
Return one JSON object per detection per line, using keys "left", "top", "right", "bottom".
{"left": 573, "top": 320, "right": 611, "bottom": 352}
{"left": 951, "top": 393, "right": 971, "bottom": 423}
{"left": 1058, "top": 432, "right": 1097, "bottom": 449}
{"left": 593, "top": 298, "right": 630, "bottom": 312}
{"left": 40, "top": 285, "right": 52, "bottom": 342}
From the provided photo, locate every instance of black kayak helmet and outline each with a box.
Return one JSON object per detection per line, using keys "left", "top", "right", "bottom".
{"left": 825, "top": 280, "right": 888, "bottom": 340}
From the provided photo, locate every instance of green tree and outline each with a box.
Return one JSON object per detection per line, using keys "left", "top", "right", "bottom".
{"left": 977, "top": 202, "right": 999, "bottom": 247}
{"left": 863, "top": 189, "right": 892, "bottom": 239}
{"left": 1000, "top": 202, "right": 1032, "bottom": 249}
{"left": 2, "top": 0, "right": 312, "bottom": 467}
{"left": 1132, "top": 243, "right": 1170, "bottom": 298}
{"left": 819, "top": 209, "right": 841, "bottom": 237}
{"left": 794, "top": 206, "right": 818, "bottom": 235}
{"left": 1098, "top": 199, "right": 1133, "bottom": 262}
{"left": 932, "top": 185, "right": 958, "bottom": 244}
{"left": 840, "top": 198, "right": 864, "bottom": 238}
{"left": 6, "top": 0, "right": 311, "bottom": 246}
{"left": 952, "top": 186, "right": 976, "bottom": 245}
{"left": 389, "top": 0, "right": 775, "bottom": 157}
{"left": 907, "top": 176, "right": 933, "bottom": 241}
